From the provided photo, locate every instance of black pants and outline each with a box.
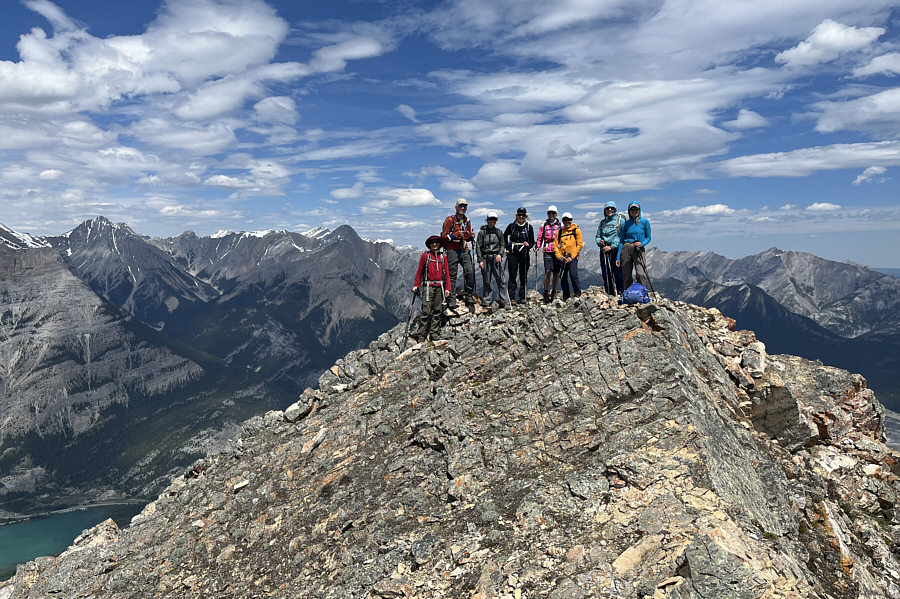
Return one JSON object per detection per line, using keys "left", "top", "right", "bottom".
{"left": 446, "top": 248, "right": 474, "bottom": 302}
{"left": 560, "top": 257, "right": 581, "bottom": 299}
{"left": 507, "top": 251, "right": 530, "bottom": 302}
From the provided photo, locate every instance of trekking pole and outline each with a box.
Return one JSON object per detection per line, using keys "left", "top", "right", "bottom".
{"left": 603, "top": 251, "right": 615, "bottom": 297}
{"left": 637, "top": 249, "right": 656, "bottom": 300}
{"left": 400, "top": 289, "right": 420, "bottom": 351}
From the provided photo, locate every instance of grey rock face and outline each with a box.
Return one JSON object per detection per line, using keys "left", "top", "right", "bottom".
{"left": 47, "top": 217, "right": 218, "bottom": 330}
{"left": 0, "top": 246, "right": 206, "bottom": 510}
{"left": 5, "top": 290, "right": 899, "bottom": 598}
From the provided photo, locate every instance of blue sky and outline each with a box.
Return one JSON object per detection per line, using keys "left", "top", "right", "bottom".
{"left": 1, "top": 0, "right": 898, "bottom": 266}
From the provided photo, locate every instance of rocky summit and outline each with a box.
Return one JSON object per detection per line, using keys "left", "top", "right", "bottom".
{"left": 3, "top": 289, "right": 899, "bottom": 598}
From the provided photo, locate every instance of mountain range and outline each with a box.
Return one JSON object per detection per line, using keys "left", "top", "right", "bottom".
{"left": 0, "top": 218, "right": 415, "bottom": 516}
{"left": 2, "top": 219, "right": 897, "bottom": 517}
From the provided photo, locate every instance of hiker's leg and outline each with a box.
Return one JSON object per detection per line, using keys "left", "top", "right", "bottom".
{"left": 415, "top": 287, "right": 432, "bottom": 338}
{"left": 611, "top": 250, "right": 624, "bottom": 294}
{"left": 461, "top": 250, "right": 475, "bottom": 302}
{"left": 621, "top": 243, "right": 635, "bottom": 289}
{"left": 481, "top": 262, "right": 491, "bottom": 300}
{"left": 518, "top": 254, "right": 529, "bottom": 301}
{"left": 570, "top": 258, "right": 581, "bottom": 297}
{"left": 507, "top": 253, "right": 519, "bottom": 300}
{"left": 634, "top": 249, "right": 648, "bottom": 287}
{"left": 446, "top": 250, "right": 461, "bottom": 301}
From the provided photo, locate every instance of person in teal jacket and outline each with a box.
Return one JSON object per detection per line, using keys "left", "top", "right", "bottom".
{"left": 594, "top": 201, "right": 625, "bottom": 295}
{"left": 616, "top": 201, "right": 651, "bottom": 290}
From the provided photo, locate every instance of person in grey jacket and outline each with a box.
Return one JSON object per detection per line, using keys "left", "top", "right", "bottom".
{"left": 594, "top": 200, "right": 625, "bottom": 295}
{"left": 476, "top": 213, "right": 511, "bottom": 308}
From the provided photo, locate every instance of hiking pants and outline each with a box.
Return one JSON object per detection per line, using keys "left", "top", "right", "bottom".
{"left": 507, "top": 250, "right": 530, "bottom": 302}
{"left": 416, "top": 285, "right": 445, "bottom": 339}
{"left": 620, "top": 243, "right": 648, "bottom": 290}
{"left": 447, "top": 248, "right": 475, "bottom": 302}
{"left": 560, "top": 257, "right": 581, "bottom": 300}
{"left": 600, "top": 248, "right": 624, "bottom": 295}
{"left": 480, "top": 256, "right": 511, "bottom": 306}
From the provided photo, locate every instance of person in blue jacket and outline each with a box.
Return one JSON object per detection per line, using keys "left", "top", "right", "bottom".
{"left": 616, "top": 201, "right": 651, "bottom": 290}
{"left": 594, "top": 201, "right": 625, "bottom": 295}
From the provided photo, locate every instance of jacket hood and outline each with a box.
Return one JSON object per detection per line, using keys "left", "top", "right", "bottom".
{"left": 604, "top": 201, "right": 618, "bottom": 211}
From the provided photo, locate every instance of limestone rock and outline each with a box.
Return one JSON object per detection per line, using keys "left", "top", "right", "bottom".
{"left": 3, "top": 289, "right": 899, "bottom": 598}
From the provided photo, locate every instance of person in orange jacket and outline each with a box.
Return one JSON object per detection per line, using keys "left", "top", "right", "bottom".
{"left": 554, "top": 212, "right": 583, "bottom": 300}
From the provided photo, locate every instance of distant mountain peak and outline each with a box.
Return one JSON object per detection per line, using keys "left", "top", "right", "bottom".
{"left": 302, "top": 226, "right": 330, "bottom": 239}
{"left": 0, "top": 223, "right": 50, "bottom": 250}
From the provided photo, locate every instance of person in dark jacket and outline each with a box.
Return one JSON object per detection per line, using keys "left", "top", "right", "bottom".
{"left": 594, "top": 200, "right": 625, "bottom": 295}
{"left": 440, "top": 198, "right": 476, "bottom": 309}
{"left": 503, "top": 207, "right": 535, "bottom": 304}
{"left": 476, "top": 212, "right": 511, "bottom": 308}
{"left": 412, "top": 235, "right": 451, "bottom": 341}
{"left": 616, "top": 201, "right": 652, "bottom": 290}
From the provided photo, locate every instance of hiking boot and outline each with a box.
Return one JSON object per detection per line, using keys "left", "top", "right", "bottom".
{"left": 510, "top": 300, "right": 517, "bottom": 306}
{"left": 542, "top": 291, "right": 550, "bottom": 304}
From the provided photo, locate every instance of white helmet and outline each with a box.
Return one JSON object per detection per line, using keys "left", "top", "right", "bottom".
{"left": 562, "top": 212, "right": 573, "bottom": 220}
{"left": 547, "top": 205, "right": 558, "bottom": 213}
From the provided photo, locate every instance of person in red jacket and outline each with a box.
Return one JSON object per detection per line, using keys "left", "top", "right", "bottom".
{"left": 440, "top": 198, "right": 476, "bottom": 309}
{"left": 412, "top": 235, "right": 451, "bottom": 342}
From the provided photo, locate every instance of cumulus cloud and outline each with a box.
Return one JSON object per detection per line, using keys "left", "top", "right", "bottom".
{"left": 721, "top": 109, "right": 769, "bottom": 130}
{"left": 775, "top": 20, "right": 885, "bottom": 68}
{"left": 39, "top": 169, "right": 63, "bottom": 180}
{"left": 806, "top": 202, "right": 842, "bottom": 211}
{"left": 331, "top": 182, "right": 365, "bottom": 200}
{"left": 253, "top": 96, "right": 298, "bottom": 124}
{"left": 383, "top": 188, "right": 441, "bottom": 206}
{"left": 853, "top": 166, "right": 889, "bottom": 184}
{"left": 656, "top": 204, "right": 736, "bottom": 217}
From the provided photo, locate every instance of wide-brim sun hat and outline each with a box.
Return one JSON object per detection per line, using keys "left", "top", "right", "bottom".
{"left": 425, "top": 235, "right": 444, "bottom": 247}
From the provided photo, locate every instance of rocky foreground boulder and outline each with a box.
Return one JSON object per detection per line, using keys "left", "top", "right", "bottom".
{"left": 3, "top": 289, "right": 899, "bottom": 598}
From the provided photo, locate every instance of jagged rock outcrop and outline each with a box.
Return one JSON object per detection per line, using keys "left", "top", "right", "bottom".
{"left": 4, "top": 290, "right": 899, "bottom": 598}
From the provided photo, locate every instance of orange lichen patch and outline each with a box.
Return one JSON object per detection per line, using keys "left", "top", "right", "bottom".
{"left": 623, "top": 328, "right": 646, "bottom": 342}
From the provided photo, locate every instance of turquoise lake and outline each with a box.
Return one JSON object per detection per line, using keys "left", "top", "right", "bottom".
{"left": 0, "top": 504, "right": 144, "bottom": 581}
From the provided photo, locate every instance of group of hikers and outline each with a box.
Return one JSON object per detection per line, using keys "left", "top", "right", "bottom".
{"left": 411, "top": 198, "right": 652, "bottom": 342}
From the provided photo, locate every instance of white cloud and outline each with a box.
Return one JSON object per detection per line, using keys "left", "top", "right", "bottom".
{"left": 253, "top": 96, "right": 298, "bottom": 124}
{"left": 470, "top": 207, "right": 506, "bottom": 218}
{"left": 203, "top": 175, "right": 255, "bottom": 188}
{"left": 38, "top": 169, "right": 63, "bottom": 180}
{"left": 854, "top": 53, "right": 900, "bottom": 78}
{"left": 310, "top": 37, "right": 385, "bottom": 73}
{"left": 131, "top": 118, "right": 237, "bottom": 155}
{"left": 775, "top": 20, "right": 885, "bottom": 68}
{"left": 806, "top": 202, "right": 842, "bottom": 212}
{"left": 853, "top": 165, "right": 889, "bottom": 185}
{"left": 717, "top": 141, "right": 900, "bottom": 178}
{"left": 383, "top": 188, "right": 440, "bottom": 207}
{"left": 813, "top": 88, "right": 900, "bottom": 136}
{"left": 397, "top": 104, "right": 419, "bottom": 123}
{"left": 657, "top": 204, "right": 736, "bottom": 217}
{"left": 721, "top": 109, "right": 769, "bottom": 130}
{"left": 331, "top": 182, "right": 365, "bottom": 200}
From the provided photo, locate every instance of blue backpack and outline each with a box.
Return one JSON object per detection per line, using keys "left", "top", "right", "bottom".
{"left": 620, "top": 283, "right": 651, "bottom": 305}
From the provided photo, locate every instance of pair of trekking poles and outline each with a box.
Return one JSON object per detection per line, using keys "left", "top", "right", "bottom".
{"left": 600, "top": 246, "right": 656, "bottom": 299}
